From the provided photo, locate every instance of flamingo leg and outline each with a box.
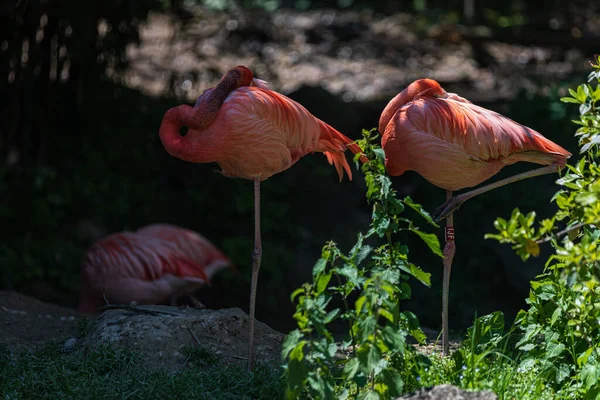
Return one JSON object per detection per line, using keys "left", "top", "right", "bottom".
{"left": 248, "top": 177, "right": 262, "bottom": 371}
{"left": 433, "top": 164, "right": 561, "bottom": 222}
{"left": 442, "top": 190, "right": 456, "bottom": 356}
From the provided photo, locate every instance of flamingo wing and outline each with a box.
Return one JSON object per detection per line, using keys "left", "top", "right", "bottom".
{"left": 383, "top": 94, "right": 571, "bottom": 190}
{"left": 136, "top": 223, "right": 235, "bottom": 279}
{"left": 78, "top": 232, "right": 210, "bottom": 312}
{"left": 203, "top": 86, "right": 364, "bottom": 181}
{"left": 408, "top": 95, "right": 569, "bottom": 161}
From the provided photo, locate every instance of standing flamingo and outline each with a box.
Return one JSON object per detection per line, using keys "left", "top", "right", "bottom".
{"left": 158, "top": 65, "right": 367, "bottom": 370}
{"left": 78, "top": 224, "right": 232, "bottom": 313}
{"left": 379, "top": 78, "right": 571, "bottom": 355}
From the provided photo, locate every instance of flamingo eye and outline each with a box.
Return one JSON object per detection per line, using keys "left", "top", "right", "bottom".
{"left": 433, "top": 93, "right": 441, "bottom": 98}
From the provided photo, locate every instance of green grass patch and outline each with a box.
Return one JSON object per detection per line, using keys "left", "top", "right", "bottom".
{"left": 0, "top": 344, "right": 284, "bottom": 399}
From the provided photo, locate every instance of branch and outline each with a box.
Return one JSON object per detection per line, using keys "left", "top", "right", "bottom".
{"left": 98, "top": 304, "right": 181, "bottom": 316}
{"left": 535, "top": 221, "right": 597, "bottom": 244}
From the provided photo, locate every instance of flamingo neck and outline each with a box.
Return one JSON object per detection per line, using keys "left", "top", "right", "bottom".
{"left": 379, "top": 79, "right": 442, "bottom": 133}
{"left": 379, "top": 90, "right": 411, "bottom": 134}
{"left": 193, "top": 66, "right": 254, "bottom": 128}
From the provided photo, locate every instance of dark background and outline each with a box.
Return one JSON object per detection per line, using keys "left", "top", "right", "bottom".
{"left": 0, "top": 0, "right": 597, "bottom": 335}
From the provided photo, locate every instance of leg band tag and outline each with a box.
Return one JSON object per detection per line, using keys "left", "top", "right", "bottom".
{"left": 445, "top": 227, "right": 455, "bottom": 241}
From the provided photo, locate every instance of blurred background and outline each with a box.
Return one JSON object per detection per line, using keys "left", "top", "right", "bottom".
{"left": 0, "top": 0, "right": 597, "bottom": 335}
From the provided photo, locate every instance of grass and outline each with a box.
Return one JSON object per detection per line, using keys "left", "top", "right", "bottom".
{"left": 399, "top": 348, "right": 556, "bottom": 400}
{"left": 0, "top": 340, "right": 573, "bottom": 399}
{"left": 0, "top": 344, "right": 284, "bottom": 399}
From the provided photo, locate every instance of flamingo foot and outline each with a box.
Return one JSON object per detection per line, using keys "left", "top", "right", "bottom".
{"left": 433, "top": 195, "right": 465, "bottom": 223}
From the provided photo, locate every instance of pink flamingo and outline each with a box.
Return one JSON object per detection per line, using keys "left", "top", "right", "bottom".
{"left": 78, "top": 223, "right": 232, "bottom": 313}
{"left": 379, "top": 78, "right": 571, "bottom": 354}
{"left": 158, "top": 65, "right": 367, "bottom": 370}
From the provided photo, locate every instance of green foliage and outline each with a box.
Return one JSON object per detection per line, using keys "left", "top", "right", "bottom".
{"left": 399, "top": 313, "right": 556, "bottom": 399}
{"left": 282, "top": 129, "right": 441, "bottom": 399}
{"left": 0, "top": 344, "right": 283, "bottom": 399}
{"left": 485, "top": 55, "right": 600, "bottom": 398}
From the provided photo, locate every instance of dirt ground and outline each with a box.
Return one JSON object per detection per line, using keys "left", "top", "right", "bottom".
{"left": 0, "top": 289, "right": 456, "bottom": 362}
{"left": 0, "top": 290, "right": 83, "bottom": 351}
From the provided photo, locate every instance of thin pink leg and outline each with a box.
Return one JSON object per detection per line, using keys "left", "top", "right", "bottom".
{"left": 442, "top": 190, "right": 456, "bottom": 356}
{"left": 434, "top": 164, "right": 561, "bottom": 222}
{"left": 248, "top": 178, "right": 262, "bottom": 371}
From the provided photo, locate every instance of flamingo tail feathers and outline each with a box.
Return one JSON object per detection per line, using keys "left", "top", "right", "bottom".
{"left": 319, "top": 121, "right": 368, "bottom": 181}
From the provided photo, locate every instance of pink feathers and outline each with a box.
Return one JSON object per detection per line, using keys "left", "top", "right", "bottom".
{"left": 380, "top": 78, "right": 571, "bottom": 191}
{"left": 77, "top": 224, "right": 232, "bottom": 313}
{"left": 158, "top": 66, "right": 366, "bottom": 182}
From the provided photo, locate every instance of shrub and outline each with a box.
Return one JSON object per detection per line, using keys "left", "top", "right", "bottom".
{"left": 485, "top": 55, "right": 600, "bottom": 398}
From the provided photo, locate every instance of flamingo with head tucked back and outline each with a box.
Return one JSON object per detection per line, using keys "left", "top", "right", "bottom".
{"left": 158, "top": 65, "right": 367, "bottom": 370}
{"left": 379, "top": 78, "right": 571, "bottom": 355}
{"left": 78, "top": 223, "right": 233, "bottom": 313}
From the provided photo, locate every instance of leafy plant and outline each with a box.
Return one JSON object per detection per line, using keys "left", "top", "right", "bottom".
{"left": 485, "top": 55, "right": 600, "bottom": 398}
{"left": 399, "top": 312, "right": 556, "bottom": 399}
{"left": 282, "top": 129, "right": 442, "bottom": 399}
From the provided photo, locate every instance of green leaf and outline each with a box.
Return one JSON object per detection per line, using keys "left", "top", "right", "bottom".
{"left": 316, "top": 270, "right": 333, "bottom": 293}
{"left": 560, "top": 96, "right": 581, "bottom": 104}
{"left": 307, "top": 372, "right": 334, "bottom": 399}
{"left": 550, "top": 307, "right": 562, "bottom": 326}
{"left": 282, "top": 330, "right": 303, "bottom": 359}
{"left": 400, "top": 263, "right": 431, "bottom": 287}
{"left": 410, "top": 228, "right": 443, "bottom": 257}
{"left": 337, "top": 264, "right": 361, "bottom": 287}
{"left": 380, "top": 326, "right": 406, "bottom": 353}
{"left": 343, "top": 358, "right": 360, "bottom": 379}
{"left": 381, "top": 368, "right": 404, "bottom": 397}
{"left": 312, "top": 258, "right": 327, "bottom": 278}
{"left": 373, "top": 148, "right": 385, "bottom": 161}
{"left": 403, "top": 196, "right": 438, "bottom": 226}
{"left": 357, "top": 344, "right": 382, "bottom": 373}
{"left": 323, "top": 309, "right": 340, "bottom": 324}
{"left": 519, "top": 358, "right": 537, "bottom": 371}
{"left": 582, "top": 362, "right": 600, "bottom": 390}
{"left": 290, "top": 288, "right": 304, "bottom": 302}
{"left": 555, "top": 362, "right": 572, "bottom": 384}
{"left": 354, "top": 245, "right": 372, "bottom": 266}
{"left": 379, "top": 308, "right": 395, "bottom": 323}
{"left": 285, "top": 341, "right": 309, "bottom": 399}
{"left": 546, "top": 341, "right": 566, "bottom": 358}
{"left": 355, "top": 295, "right": 367, "bottom": 314}
{"left": 358, "top": 391, "right": 381, "bottom": 400}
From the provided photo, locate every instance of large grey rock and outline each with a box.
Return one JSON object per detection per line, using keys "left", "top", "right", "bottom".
{"left": 81, "top": 306, "right": 285, "bottom": 371}
{"left": 399, "top": 384, "right": 497, "bottom": 400}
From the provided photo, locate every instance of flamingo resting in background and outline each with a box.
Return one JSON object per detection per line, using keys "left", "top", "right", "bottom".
{"left": 158, "top": 65, "right": 367, "bottom": 370}
{"left": 379, "top": 78, "right": 571, "bottom": 355}
{"left": 78, "top": 223, "right": 233, "bottom": 313}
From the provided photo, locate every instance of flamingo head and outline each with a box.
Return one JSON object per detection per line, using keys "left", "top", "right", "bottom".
{"left": 379, "top": 78, "right": 447, "bottom": 133}
{"left": 408, "top": 78, "right": 448, "bottom": 100}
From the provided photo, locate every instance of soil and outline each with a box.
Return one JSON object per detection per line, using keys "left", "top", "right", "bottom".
{"left": 0, "top": 290, "right": 84, "bottom": 351}
{"left": 0, "top": 289, "right": 456, "bottom": 364}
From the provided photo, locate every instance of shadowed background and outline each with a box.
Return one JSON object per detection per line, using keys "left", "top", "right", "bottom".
{"left": 0, "top": 0, "right": 597, "bottom": 336}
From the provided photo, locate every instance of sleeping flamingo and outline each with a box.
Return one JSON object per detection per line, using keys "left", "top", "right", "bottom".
{"left": 158, "top": 65, "right": 367, "bottom": 370}
{"left": 379, "top": 78, "right": 571, "bottom": 355}
{"left": 78, "top": 223, "right": 232, "bottom": 313}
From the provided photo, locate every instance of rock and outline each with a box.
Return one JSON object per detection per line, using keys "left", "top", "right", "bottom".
{"left": 398, "top": 384, "right": 497, "bottom": 400}
{"left": 81, "top": 306, "right": 285, "bottom": 371}
{"left": 62, "top": 337, "right": 78, "bottom": 353}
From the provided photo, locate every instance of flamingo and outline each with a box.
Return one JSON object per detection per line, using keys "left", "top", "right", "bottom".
{"left": 78, "top": 223, "right": 232, "bottom": 313}
{"left": 379, "top": 78, "right": 571, "bottom": 355}
{"left": 158, "top": 65, "right": 367, "bottom": 370}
